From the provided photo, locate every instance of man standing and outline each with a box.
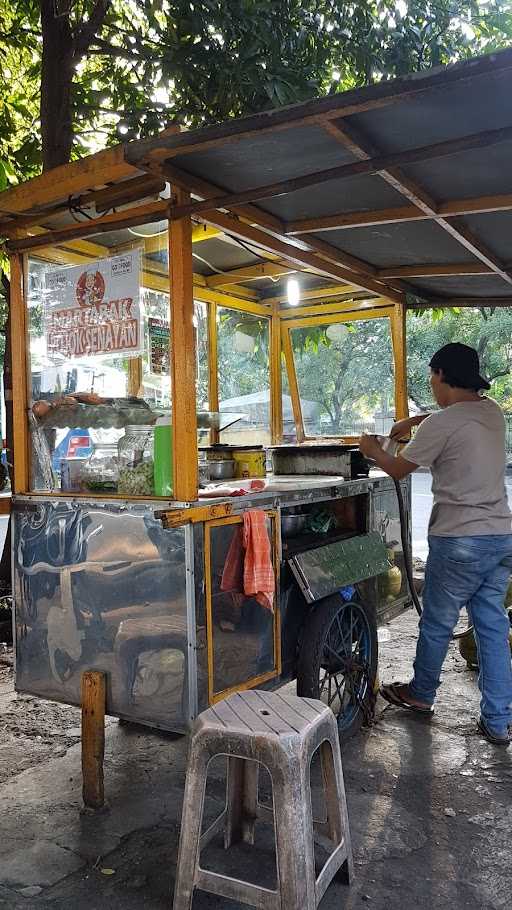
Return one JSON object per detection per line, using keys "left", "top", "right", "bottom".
{"left": 359, "top": 343, "right": 512, "bottom": 746}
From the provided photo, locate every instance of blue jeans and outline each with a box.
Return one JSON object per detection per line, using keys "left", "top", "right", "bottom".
{"left": 409, "top": 535, "right": 512, "bottom": 735}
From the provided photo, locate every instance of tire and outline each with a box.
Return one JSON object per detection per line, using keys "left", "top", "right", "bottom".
{"left": 296, "top": 595, "right": 378, "bottom": 742}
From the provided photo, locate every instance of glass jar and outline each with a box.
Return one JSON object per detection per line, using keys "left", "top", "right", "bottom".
{"left": 82, "top": 443, "right": 119, "bottom": 493}
{"left": 117, "top": 425, "right": 154, "bottom": 496}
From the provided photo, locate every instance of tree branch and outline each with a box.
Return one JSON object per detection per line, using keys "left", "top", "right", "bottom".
{"left": 73, "top": 0, "right": 111, "bottom": 59}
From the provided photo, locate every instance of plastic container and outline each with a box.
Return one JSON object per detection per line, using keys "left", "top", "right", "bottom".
{"left": 118, "top": 425, "right": 154, "bottom": 496}
{"left": 82, "top": 443, "right": 119, "bottom": 493}
{"left": 153, "top": 416, "right": 173, "bottom": 496}
{"left": 232, "top": 447, "right": 266, "bottom": 479}
{"left": 60, "top": 457, "right": 88, "bottom": 492}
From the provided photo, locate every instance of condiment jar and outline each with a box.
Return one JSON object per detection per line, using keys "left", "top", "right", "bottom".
{"left": 117, "top": 425, "right": 154, "bottom": 495}
{"left": 82, "top": 442, "right": 119, "bottom": 493}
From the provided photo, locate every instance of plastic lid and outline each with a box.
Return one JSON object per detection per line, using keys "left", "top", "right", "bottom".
{"left": 155, "top": 416, "right": 171, "bottom": 426}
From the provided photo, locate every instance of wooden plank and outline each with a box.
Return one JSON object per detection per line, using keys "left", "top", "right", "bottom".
{"left": 280, "top": 298, "right": 385, "bottom": 319}
{"left": 285, "top": 305, "right": 393, "bottom": 330}
{"left": 125, "top": 47, "right": 512, "bottom": 165}
{"left": 0, "top": 145, "right": 135, "bottom": 217}
{"left": 169, "top": 191, "right": 198, "bottom": 501}
{"left": 167, "top": 126, "right": 512, "bottom": 221}
{"left": 206, "top": 262, "right": 294, "bottom": 289}
{"left": 325, "top": 119, "right": 512, "bottom": 288}
{"left": 287, "top": 192, "right": 512, "bottom": 235}
{"left": 440, "top": 192, "right": 512, "bottom": 218}
{"left": 0, "top": 174, "right": 165, "bottom": 236}
{"left": 81, "top": 670, "right": 106, "bottom": 810}
{"left": 287, "top": 205, "right": 425, "bottom": 234}
{"left": 196, "top": 211, "right": 404, "bottom": 303}
{"left": 378, "top": 263, "right": 491, "bottom": 278}
{"left": 194, "top": 286, "right": 271, "bottom": 314}
{"left": 265, "top": 284, "right": 357, "bottom": 306}
{"left": 7, "top": 201, "right": 170, "bottom": 253}
{"left": 9, "top": 254, "right": 29, "bottom": 493}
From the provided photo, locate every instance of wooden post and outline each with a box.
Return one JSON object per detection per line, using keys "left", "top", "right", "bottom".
{"left": 169, "top": 189, "right": 198, "bottom": 501}
{"left": 281, "top": 327, "right": 305, "bottom": 443}
{"left": 127, "top": 356, "right": 143, "bottom": 397}
{"left": 270, "top": 304, "right": 283, "bottom": 445}
{"left": 81, "top": 670, "right": 106, "bottom": 810}
{"left": 391, "top": 302, "right": 409, "bottom": 421}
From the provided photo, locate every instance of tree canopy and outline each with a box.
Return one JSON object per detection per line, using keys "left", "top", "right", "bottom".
{"left": 1, "top": 0, "right": 512, "bottom": 178}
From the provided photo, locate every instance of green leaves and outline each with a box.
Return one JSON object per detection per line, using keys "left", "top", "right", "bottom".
{"left": 1, "top": 0, "right": 512, "bottom": 180}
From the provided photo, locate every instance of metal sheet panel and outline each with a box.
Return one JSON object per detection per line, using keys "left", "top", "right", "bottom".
{"left": 13, "top": 497, "right": 192, "bottom": 732}
{"left": 288, "top": 531, "right": 388, "bottom": 603}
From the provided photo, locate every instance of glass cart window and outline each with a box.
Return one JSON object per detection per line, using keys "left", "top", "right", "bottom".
{"left": 217, "top": 308, "right": 271, "bottom": 445}
{"left": 26, "top": 223, "right": 174, "bottom": 497}
{"left": 289, "top": 317, "right": 395, "bottom": 438}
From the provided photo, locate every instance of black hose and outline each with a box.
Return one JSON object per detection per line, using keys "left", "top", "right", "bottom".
{"left": 393, "top": 477, "right": 472, "bottom": 640}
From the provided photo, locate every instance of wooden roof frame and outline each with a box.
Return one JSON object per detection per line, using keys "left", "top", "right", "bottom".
{"left": 2, "top": 48, "right": 512, "bottom": 307}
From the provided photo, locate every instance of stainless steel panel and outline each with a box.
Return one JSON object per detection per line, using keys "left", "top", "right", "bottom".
{"left": 288, "top": 532, "right": 389, "bottom": 604}
{"left": 364, "top": 477, "right": 412, "bottom": 619}
{"left": 13, "top": 497, "right": 191, "bottom": 732}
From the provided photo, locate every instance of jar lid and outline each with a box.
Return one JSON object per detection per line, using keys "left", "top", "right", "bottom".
{"left": 124, "top": 425, "right": 154, "bottom": 433}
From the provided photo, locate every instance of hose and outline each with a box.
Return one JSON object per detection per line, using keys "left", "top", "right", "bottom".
{"left": 393, "top": 477, "right": 472, "bottom": 641}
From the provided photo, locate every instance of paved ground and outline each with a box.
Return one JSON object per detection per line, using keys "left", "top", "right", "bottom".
{"left": 1, "top": 608, "right": 511, "bottom": 910}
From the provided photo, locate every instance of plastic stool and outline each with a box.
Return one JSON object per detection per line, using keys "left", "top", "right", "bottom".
{"left": 173, "top": 689, "right": 353, "bottom": 909}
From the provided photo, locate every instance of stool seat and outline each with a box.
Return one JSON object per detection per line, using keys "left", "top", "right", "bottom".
{"left": 173, "top": 689, "right": 353, "bottom": 910}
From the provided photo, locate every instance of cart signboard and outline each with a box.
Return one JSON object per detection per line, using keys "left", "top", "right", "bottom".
{"left": 44, "top": 250, "right": 142, "bottom": 359}
{"left": 148, "top": 317, "right": 170, "bottom": 374}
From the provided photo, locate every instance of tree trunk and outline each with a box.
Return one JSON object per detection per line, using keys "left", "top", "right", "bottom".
{"left": 40, "top": 0, "right": 75, "bottom": 170}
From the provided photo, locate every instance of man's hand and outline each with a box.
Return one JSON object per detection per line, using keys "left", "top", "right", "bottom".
{"left": 389, "top": 414, "right": 430, "bottom": 441}
{"left": 359, "top": 433, "right": 382, "bottom": 460}
{"left": 359, "top": 432, "right": 418, "bottom": 480}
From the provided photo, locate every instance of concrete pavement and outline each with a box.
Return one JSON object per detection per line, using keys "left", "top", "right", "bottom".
{"left": 1, "top": 609, "right": 511, "bottom": 910}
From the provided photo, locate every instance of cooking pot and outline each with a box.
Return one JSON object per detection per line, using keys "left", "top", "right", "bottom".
{"left": 208, "top": 459, "right": 235, "bottom": 481}
{"left": 281, "top": 513, "right": 307, "bottom": 537}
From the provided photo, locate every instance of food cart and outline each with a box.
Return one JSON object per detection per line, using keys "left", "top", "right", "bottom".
{"left": 2, "top": 47, "right": 512, "bottom": 743}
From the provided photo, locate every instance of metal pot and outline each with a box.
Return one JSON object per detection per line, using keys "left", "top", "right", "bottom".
{"left": 208, "top": 459, "right": 235, "bottom": 481}
{"left": 281, "top": 513, "right": 307, "bottom": 538}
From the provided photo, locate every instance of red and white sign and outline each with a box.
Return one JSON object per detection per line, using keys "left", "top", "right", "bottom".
{"left": 44, "top": 251, "right": 141, "bottom": 359}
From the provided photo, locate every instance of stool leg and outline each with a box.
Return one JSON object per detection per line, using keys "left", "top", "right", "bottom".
{"left": 224, "top": 757, "right": 259, "bottom": 848}
{"left": 173, "top": 744, "right": 209, "bottom": 910}
{"left": 320, "top": 738, "right": 354, "bottom": 883}
{"left": 272, "top": 756, "right": 316, "bottom": 909}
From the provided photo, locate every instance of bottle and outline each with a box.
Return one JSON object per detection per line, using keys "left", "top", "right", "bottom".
{"left": 153, "top": 416, "right": 173, "bottom": 496}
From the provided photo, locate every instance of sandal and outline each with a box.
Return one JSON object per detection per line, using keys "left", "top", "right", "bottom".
{"left": 477, "top": 718, "right": 510, "bottom": 747}
{"left": 380, "top": 682, "right": 434, "bottom": 716}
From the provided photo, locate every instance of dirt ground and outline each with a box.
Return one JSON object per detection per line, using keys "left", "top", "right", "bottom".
{"left": 1, "top": 610, "right": 511, "bottom": 909}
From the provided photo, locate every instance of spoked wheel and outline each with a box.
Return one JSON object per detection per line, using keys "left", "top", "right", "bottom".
{"left": 297, "top": 595, "right": 378, "bottom": 742}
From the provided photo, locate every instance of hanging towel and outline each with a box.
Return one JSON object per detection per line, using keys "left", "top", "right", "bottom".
{"left": 220, "top": 510, "right": 275, "bottom": 612}
{"left": 242, "top": 510, "right": 275, "bottom": 612}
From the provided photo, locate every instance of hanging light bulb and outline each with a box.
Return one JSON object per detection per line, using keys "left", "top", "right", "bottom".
{"left": 287, "top": 278, "right": 300, "bottom": 306}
